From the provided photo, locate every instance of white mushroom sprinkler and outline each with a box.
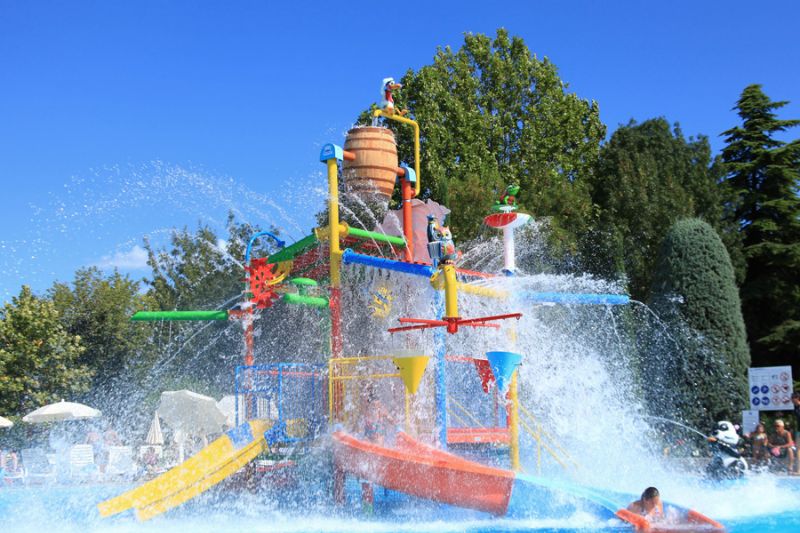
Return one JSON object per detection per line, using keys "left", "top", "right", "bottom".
{"left": 484, "top": 207, "right": 532, "bottom": 275}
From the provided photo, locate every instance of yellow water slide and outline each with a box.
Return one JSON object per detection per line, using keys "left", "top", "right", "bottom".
{"left": 98, "top": 419, "right": 270, "bottom": 521}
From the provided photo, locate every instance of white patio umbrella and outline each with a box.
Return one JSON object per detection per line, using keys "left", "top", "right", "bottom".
{"left": 22, "top": 400, "right": 101, "bottom": 423}
{"left": 0, "top": 415, "right": 13, "bottom": 428}
{"left": 216, "top": 395, "right": 242, "bottom": 428}
{"left": 157, "top": 390, "right": 226, "bottom": 462}
{"left": 145, "top": 412, "right": 164, "bottom": 446}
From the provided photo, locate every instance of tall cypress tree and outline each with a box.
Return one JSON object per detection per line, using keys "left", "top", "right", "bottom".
{"left": 648, "top": 219, "right": 750, "bottom": 428}
{"left": 721, "top": 85, "right": 800, "bottom": 370}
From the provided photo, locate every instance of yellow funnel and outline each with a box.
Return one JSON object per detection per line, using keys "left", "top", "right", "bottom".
{"left": 392, "top": 355, "right": 430, "bottom": 394}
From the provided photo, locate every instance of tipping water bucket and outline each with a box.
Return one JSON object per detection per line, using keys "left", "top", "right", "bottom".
{"left": 342, "top": 127, "right": 399, "bottom": 204}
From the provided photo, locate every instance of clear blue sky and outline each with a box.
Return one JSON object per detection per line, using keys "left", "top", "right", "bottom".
{"left": 1, "top": 1, "right": 798, "bottom": 301}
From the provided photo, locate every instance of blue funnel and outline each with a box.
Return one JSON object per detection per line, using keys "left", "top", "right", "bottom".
{"left": 486, "top": 351, "right": 522, "bottom": 393}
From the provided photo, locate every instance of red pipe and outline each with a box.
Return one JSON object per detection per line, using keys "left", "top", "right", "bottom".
{"left": 401, "top": 178, "right": 414, "bottom": 261}
{"left": 330, "top": 287, "right": 344, "bottom": 417}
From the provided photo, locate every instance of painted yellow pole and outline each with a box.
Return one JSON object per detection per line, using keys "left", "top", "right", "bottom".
{"left": 509, "top": 370, "right": 521, "bottom": 471}
{"left": 442, "top": 264, "right": 459, "bottom": 319}
{"left": 327, "top": 159, "right": 342, "bottom": 287}
{"left": 328, "top": 359, "right": 334, "bottom": 420}
{"left": 325, "top": 153, "right": 344, "bottom": 416}
{"left": 372, "top": 109, "right": 421, "bottom": 197}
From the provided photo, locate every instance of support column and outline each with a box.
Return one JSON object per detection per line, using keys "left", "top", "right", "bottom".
{"left": 321, "top": 145, "right": 346, "bottom": 420}
{"left": 503, "top": 225, "right": 516, "bottom": 273}
{"left": 401, "top": 178, "right": 414, "bottom": 262}
{"left": 434, "top": 292, "right": 448, "bottom": 448}
{"left": 509, "top": 371, "right": 520, "bottom": 471}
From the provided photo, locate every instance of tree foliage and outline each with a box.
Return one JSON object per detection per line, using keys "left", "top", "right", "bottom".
{"left": 585, "top": 118, "right": 730, "bottom": 299}
{"left": 361, "top": 29, "right": 605, "bottom": 250}
{"left": 0, "top": 286, "right": 92, "bottom": 414}
{"left": 647, "top": 219, "right": 750, "bottom": 428}
{"left": 49, "top": 268, "right": 154, "bottom": 396}
{"left": 721, "top": 84, "right": 800, "bottom": 369}
{"left": 141, "top": 214, "right": 281, "bottom": 393}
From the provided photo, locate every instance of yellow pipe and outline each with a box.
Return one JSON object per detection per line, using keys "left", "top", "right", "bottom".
{"left": 457, "top": 282, "right": 509, "bottom": 299}
{"left": 330, "top": 373, "right": 401, "bottom": 381}
{"left": 509, "top": 371, "right": 520, "bottom": 471}
{"left": 372, "top": 109, "right": 421, "bottom": 197}
{"left": 334, "top": 355, "right": 396, "bottom": 363}
{"left": 328, "top": 359, "right": 334, "bottom": 421}
{"left": 327, "top": 159, "right": 342, "bottom": 287}
{"left": 442, "top": 264, "right": 459, "bottom": 319}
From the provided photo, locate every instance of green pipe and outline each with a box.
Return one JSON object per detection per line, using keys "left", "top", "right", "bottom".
{"left": 267, "top": 234, "right": 319, "bottom": 264}
{"left": 131, "top": 310, "right": 229, "bottom": 321}
{"left": 346, "top": 227, "right": 406, "bottom": 247}
{"left": 282, "top": 293, "right": 329, "bottom": 308}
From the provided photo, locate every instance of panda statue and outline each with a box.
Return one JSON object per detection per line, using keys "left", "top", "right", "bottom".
{"left": 705, "top": 420, "right": 748, "bottom": 480}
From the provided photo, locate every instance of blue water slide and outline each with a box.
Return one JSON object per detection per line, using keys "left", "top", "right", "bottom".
{"left": 341, "top": 249, "right": 435, "bottom": 277}
{"left": 506, "top": 473, "right": 624, "bottom": 519}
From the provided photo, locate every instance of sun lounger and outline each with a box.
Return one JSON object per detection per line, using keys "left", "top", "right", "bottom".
{"left": 105, "top": 446, "right": 135, "bottom": 479}
{"left": 21, "top": 448, "right": 56, "bottom": 484}
{"left": 68, "top": 444, "right": 98, "bottom": 480}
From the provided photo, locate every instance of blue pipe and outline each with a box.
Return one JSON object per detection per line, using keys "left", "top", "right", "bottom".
{"left": 245, "top": 231, "right": 286, "bottom": 265}
{"left": 341, "top": 249, "right": 435, "bottom": 277}
{"left": 520, "top": 292, "right": 629, "bottom": 305}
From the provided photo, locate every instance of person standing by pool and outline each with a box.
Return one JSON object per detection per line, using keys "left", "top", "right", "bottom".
{"left": 768, "top": 419, "right": 795, "bottom": 475}
{"left": 749, "top": 423, "right": 769, "bottom": 466}
{"left": 792, "top": 392, "right": 800, "bottom": 473}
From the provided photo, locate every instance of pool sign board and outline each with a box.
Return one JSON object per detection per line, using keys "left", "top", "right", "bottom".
{"left": 748, "top": 366, "right": 793, "bottom": 411}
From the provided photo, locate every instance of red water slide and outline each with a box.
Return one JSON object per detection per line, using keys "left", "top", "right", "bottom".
{"left": 332, "top": 431, "right": 514, "bottom": 515}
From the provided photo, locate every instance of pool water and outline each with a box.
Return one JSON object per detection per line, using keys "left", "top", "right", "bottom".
{"left": 1, "top": 477, "right": 799, "bottom": 533}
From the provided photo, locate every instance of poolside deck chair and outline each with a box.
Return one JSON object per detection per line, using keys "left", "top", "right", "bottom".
{"left": 105, "top": 445, "right": 135, "bottom": 479}
{"left": 21, "top": 448, "right": 56, "bottom": 484}
{"left": 1, "top": 454, "right": 24, "bottom": 485}
{"left": 68, "top": 444, "right": 98, "bottom": 481}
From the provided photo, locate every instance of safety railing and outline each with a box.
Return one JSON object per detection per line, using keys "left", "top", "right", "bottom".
{"left": 328, "top": 355, "right": 430, "bottom": 437}
{"left": 235, "top": 363, "right": 326, "bottom": 445}
{"left": 518, "top": 403, "right": 580, "bottom": 474}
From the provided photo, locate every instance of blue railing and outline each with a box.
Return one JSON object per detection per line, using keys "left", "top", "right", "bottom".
{"left": 234, "top": 362, "right": 326, "bottom": 445}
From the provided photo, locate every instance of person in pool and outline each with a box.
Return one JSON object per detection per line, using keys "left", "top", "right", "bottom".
{"left": 627, "top": 487, "right": 663, "bottom": 520}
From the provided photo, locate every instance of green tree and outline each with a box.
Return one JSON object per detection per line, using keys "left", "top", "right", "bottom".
{"left": 0, "top": 286, "right": 92, "bottom": 415}
{"left": 647, "top": 219, "right": 750, "bottom": 428}
{"left": 49, "top": 268, "right": 154, "bottom": 396}
{"left": 721, "top": 84, "right": 800, "bottom": 370}
{"left": 585, "top": 118, "right": 730, "bottom": 299}
{"left": 360, "top": 29, "right": 605, "bottom": 250}
{"left": 142, "top": 214, "right": 280, "bottom": 393}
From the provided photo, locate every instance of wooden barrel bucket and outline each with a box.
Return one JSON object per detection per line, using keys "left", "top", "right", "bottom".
{"left": 342, "top": 127, "right": 398, "bottom": 203}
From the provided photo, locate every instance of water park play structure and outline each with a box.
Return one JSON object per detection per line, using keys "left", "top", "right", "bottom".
{"left": 95, "top": 81, "right": 724, "bottom": 531}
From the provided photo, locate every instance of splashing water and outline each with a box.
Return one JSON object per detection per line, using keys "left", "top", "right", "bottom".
{"left": 3, "top": 166, "right": 800, "bottom": 533}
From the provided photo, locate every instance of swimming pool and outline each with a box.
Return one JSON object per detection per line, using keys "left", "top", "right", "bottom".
{"left": 2, "top": 476, "right": 799, "bottom": 533}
